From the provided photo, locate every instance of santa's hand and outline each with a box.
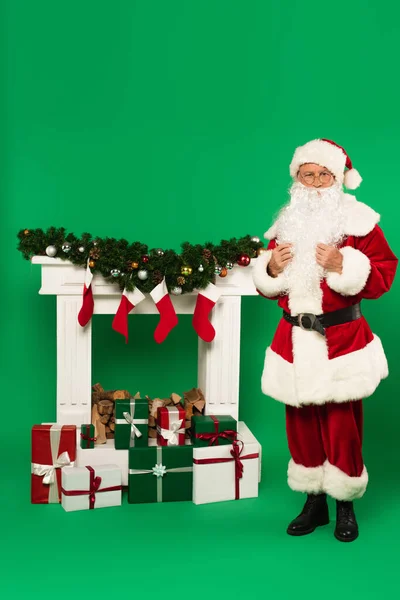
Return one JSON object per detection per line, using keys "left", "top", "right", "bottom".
{"left": 316, "top": 243, "right": 343, "bottom": 273}
{"left": 268, "top": 243, "right": 293, "bottom": 277}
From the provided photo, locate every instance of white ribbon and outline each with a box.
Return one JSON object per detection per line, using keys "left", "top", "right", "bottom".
{"left": 31, "top": 424, "right": 74, "bottom": 503}
{"left": 129, "top": 447, "right": 192, "bottom": 502}
{"left": 157, "top": 420, "right": 185, "bottom": 446}
{"left": 115, "top": 397, "right": 148, "bottom": 446}
{"left": 158, "top": 406, "right": 185, "bottom": 446}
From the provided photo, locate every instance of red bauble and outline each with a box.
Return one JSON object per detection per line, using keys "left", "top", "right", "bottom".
{"left": 141, "top": 255, "right": 149, "bottom": 263}
{"left": 237, "top": 253, "right": 251, "bottom": 267}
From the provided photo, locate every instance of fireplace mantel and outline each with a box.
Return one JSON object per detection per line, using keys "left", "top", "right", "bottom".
{"left": 31, "top": 256, "right": 260, "bottom": 482}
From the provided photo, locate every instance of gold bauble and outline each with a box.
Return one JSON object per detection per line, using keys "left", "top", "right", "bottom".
{"left": 257, "top": 247, "right": 268, "bottom": 256}
{"left": 219, "top": 267, "right": 228, "bottom": 278}
{"left": 24, "top": 229, "right": 30, "bottom": 236}
{"left": 181, "top": 265, "right": 193, "bottom": 276}
{"left": 131, "top": 261, "right": 139, "bottom": 269}
{"left": 89, "top": 260, "right": 96, "bottom": 268}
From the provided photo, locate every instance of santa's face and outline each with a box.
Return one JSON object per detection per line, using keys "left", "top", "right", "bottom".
{"left": 297, "top": 163, "right": 335, "bottom": 189}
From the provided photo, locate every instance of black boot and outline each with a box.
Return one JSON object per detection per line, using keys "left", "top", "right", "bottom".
{"left": 334, "top": 501, "right": 359, "bottom": 542}
{"left": 287, "top": 493, "right": 330, "bottom": 536}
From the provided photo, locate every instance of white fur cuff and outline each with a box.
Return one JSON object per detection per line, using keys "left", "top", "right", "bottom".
{"left": 287, "top": 459, "right": 324, "bottom": 494}
{"left": 323, "top": 461, "right": 368, "bottom": 500}
{"left": 325, "top": 246, "right": 371, "bottom": 296}
{"left": 252, "top": 250, "right": 287, "bottom": 298}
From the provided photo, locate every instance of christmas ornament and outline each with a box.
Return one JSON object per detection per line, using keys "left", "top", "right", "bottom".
{"left": 45, "top": 245, "right": 57, "bottom": 257}
{"left": 181, "top": 266, "right": 193, "bottom": 276}
{"left": 141, "top": 255, "right": 149, "bottom": 263}
{"left": 171, "top": 286, "right": 182, "bottom": 295}
{"left": 177, "top": 276, "right": 185, "bottom": 285}
{"left": 24, "top": 229, "right": 30, "bottom": 236}
{"left": 111, "top": 269, "right": 121, "bottom": 278}
{"left": 78, "top": 246, "right": 85, "bottom": 253}
{"left": 219, "top": 267, "right": 228, "bottom": 278}
{"left": 251, "top": 236, "right": 261, "bottom": 243}
{"left": 155, "top": 248, "right": 164, "bottom": 257}
{"left": 138, "top": 269, "right": 148, "bottom": 281}
{"left": 214, "top": 265, "right": 222, "bottom": 275}
{"left": 237, "top": 253, "right": 250, "bottom": 267}
{"left": 198, "top": 264, "right": 204, "bottom": 273}
{"left": 226, "top": 261, "right": 234, "bottom": 270}
{"left": 257, "top": 247, "right": 268, "bottom": 256}
{"left": 131, "top": 261, "right": 139, "bottom": 269}
{"left": 62, "top": 242, "right": 71, "bottom": 253}
{"left": 89, "top": 260, "right": 96, "bottom": 268}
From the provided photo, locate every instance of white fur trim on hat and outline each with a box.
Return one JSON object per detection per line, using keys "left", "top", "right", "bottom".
{"left": 289, "top": 139, "right": 362, "bottom": 188}
{"left": 344, "top": 168, "right": 362, "bottom": 189}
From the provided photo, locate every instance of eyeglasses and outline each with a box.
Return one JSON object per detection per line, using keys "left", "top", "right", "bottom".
{"left": 299, "top": 171, "right": 334, "bottom": 185}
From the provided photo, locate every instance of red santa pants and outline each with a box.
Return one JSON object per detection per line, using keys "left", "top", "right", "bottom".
{"left": 285, "top": 400, "right": 368, "bottom": 501}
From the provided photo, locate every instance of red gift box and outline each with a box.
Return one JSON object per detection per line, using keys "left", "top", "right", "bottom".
{"left": 156, "top": 406, "right": 186, "bottom": 446}
{"left": 31, "top": 424, "right": 77, "bottom": 504}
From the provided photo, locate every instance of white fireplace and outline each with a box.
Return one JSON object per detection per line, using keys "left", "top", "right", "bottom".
{"left": 32, "top": 256, "right": 259, "bottom": 483}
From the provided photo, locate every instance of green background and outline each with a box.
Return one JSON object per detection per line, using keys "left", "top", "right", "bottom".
{"left": 2, "top": 1, "right": 399, "bottom": 598}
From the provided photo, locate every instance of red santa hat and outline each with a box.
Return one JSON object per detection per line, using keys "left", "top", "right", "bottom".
{"left": 289, "top": 138, "right": 362, "bottom": 189}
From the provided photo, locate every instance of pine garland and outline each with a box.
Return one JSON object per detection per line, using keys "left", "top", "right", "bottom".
{"left": 17, "top": 227, "right": 263, "bottom": 294}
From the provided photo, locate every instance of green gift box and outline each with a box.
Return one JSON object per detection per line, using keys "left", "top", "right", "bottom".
{"left": 114, "top": 398, "right": 148, "bottom": 449}
{"left": 80, "top": 424, "right": 96, "bottom": 449}
{"left": 128, "top": 444, "right": 193, "bottom": 503}
{"left": 191, "top": 415, "right": 237, "bottom": 447}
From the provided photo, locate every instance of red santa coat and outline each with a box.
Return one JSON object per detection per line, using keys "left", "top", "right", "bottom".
{"left": 253, "top": 194, "right": 398, "bottom": 407}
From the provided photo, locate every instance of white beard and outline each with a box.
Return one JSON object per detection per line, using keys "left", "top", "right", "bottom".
{"left": 275, "top": 182, "right": 346, "bottom": 314}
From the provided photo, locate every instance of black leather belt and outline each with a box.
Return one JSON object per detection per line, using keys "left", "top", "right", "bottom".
{"left": 282, "top": 303, "right": 362, "bottom": 337}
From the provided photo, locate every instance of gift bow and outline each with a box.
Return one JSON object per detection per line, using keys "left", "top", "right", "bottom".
{"left": 123, "top": 411, "right": 143, "bottom": 439}
{"left": 157, "top": 419, "right": 185, "bottom": 446}
{"left": 32, "top": 451, "right": 72, "bottom": 485}
{"left": 196, "top": 429, "right": 237, "bottom": 446}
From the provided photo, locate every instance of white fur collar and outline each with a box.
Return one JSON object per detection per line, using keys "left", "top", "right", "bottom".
{"left": 264, "top": 193, "right": 380, "bottom": 240}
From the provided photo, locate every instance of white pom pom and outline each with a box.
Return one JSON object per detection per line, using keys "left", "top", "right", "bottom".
{"left": 344, "top": 168, "right": 362, "bottom": 189}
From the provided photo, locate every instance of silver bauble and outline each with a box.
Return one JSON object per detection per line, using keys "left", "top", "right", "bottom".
{"left": 198, "top": 264, "right": 204, "bottom": 273}
{"left": 226, "top": 261, "right": 234, "bottom": 270}
{"left": 61, "top": 242, "right": 71, "bottom": 253}
{"left": 45, "top": 245, "right": 57, "bottom": 257}
{"left": 138, "top": 269, "right": 148, "bottom": 281}
{"left": 251, "top": 236, "right": 260, "bottom": 243}
{"left": 78, "top": 246, "right": 85, "bottom": 253}
{"left": 171, "top": 286, "right": 182, "bottom": 295}
{"left": 155, "top": 248, "right": 164, "bottom": 257}
{"left": 111, "top": 269, "right": 121, "bottom": 278}
{"left": 214, "top": 265, "right": 222, "bottom": 275}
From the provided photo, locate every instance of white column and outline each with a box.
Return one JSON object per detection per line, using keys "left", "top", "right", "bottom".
{"left": 197, "top": 295, "right": 241, "bottom": 420}
{"left": 56, "top": 296, "right": 92, "bottom": 425}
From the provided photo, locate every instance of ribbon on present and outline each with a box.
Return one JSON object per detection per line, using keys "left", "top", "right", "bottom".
{"left": 193, "top": 440, "right": 259, "bottom": 500}
{"left": 157, "top": 405, "right": 185, "bottom": 446}
{"left": 31, "top": 424, "right": 74, "bottom": 503}
{"left": 195, "top": 415, "right": 237, "bottom": 446}
{"left": 61, "top": 466, "right": 122, "bottom": 509}
{"left": 115, "top": 398, "right": 148, "bottom": 446}
{"left": 129, "top": 446, "right": 192, "bottom": 502}
{"left": 80, "top": 425, "right": 97, "bottom": 448}
{"left": 157, "top": 419, "right": 185, "bottom": 446}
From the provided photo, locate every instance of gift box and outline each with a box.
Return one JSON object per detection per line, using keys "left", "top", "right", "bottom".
{"left": 128, "top": 444, "right": 193, "bottom": 504}
{"left": 157, "top": 405, "right": 186, "bottom": 446}
{"left": 31, "top": 424, "right": 77, "bottom": 504}
{"left": 80, "top": 424, "right": 96, "bottom": 449}
{"left": 114, "top": 397, "right": 148, "bottom": 449}
{"left": 61, "top": 464, "right": 122, "bottom": 512}
{"left": 192, "top": 422, "right": 260, "bottom": 505}
{"left": 191, "top": 414, "right": 237, "bottom": 447}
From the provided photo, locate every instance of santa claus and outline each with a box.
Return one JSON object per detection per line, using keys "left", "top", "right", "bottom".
{"left": 253, "top": 138, "right": 398, "bottom": 542}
